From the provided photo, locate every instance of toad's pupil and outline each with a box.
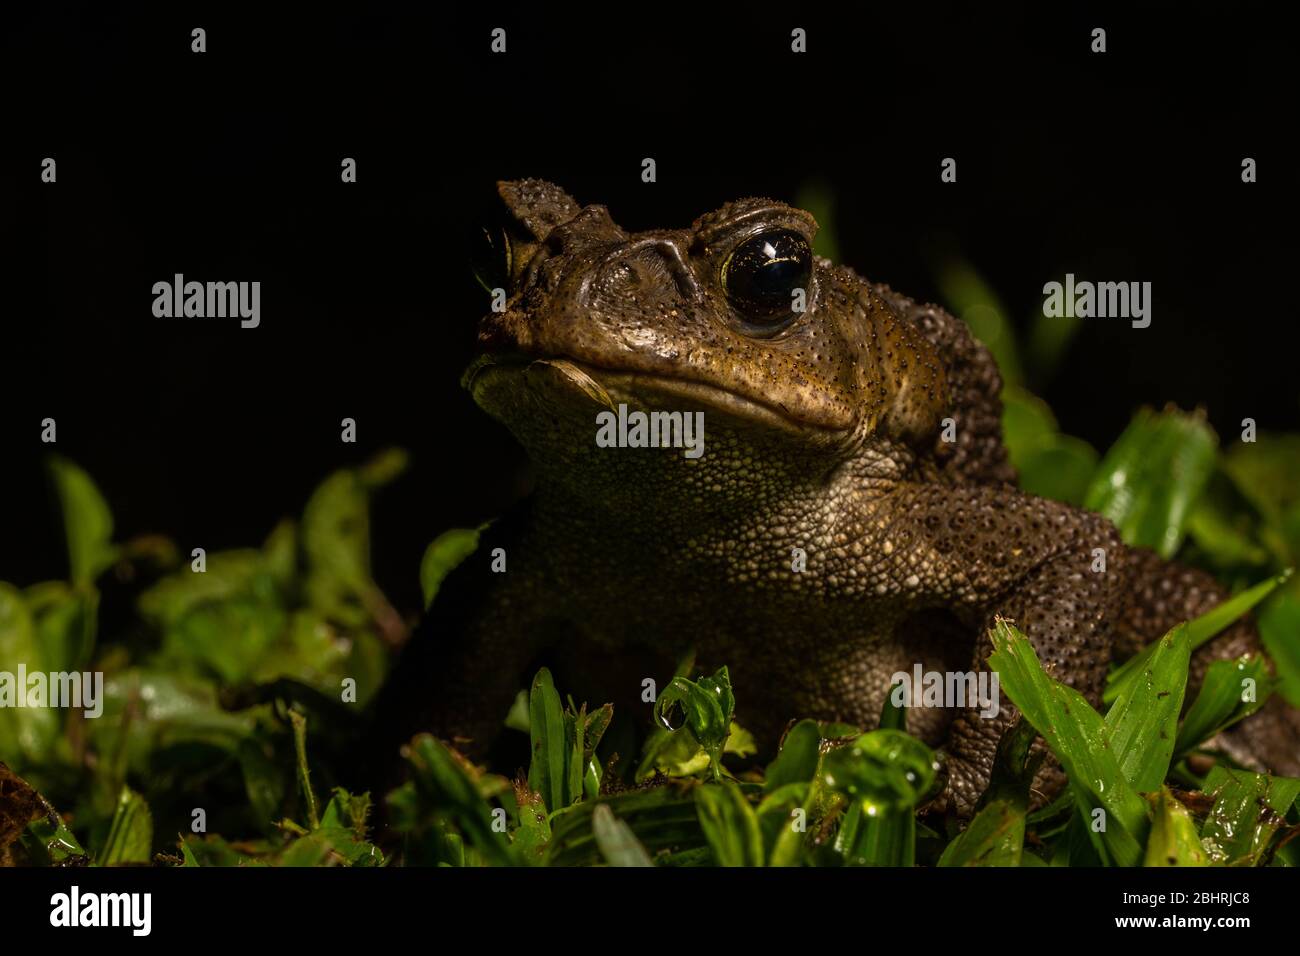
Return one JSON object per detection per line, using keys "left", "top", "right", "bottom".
{"left": 753, "top": 256, "right": 802, "bottom": 294}
{"left": 725, "top": 229, "right": 812, "bottom": 324}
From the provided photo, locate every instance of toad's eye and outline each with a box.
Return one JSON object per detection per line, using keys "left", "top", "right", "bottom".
{"left": 722, "top": 228, "right": 812, "bottom": 328}
{"left": 470, "top": 223, "right": 513, "bottom": 296}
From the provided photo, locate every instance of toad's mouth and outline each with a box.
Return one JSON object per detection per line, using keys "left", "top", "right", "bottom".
{"left": 462, "top": 352, "right": 854, "bottom": 437}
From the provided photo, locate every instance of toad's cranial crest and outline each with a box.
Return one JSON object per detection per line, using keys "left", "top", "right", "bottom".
{"left": 374, "top": 179, "right": 1300, "bottom": 816}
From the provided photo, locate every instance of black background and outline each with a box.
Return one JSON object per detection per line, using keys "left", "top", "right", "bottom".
{"left": 2, "top": 3, "right": 1297, "bottom": 619}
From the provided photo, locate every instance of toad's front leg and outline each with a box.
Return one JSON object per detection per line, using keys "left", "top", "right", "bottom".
{"left": 877, "top": 483, "right": 1126, "bottom": 815}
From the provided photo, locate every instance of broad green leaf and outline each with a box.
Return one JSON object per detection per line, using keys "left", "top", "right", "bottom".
{"left": 527, "top": 668, "right": 570, "bottom": 813}
{"left": 419, "top": 527, "right": 481, "bottom": 610}
{"left": 978, "top": 716, "right": 1042, "bottom": 809}
{"left": 97, "top": 787, "right": 153, "bottom": 865}
{"left": 88, "top": 669, "right": 256, "bottom": 772}
{"left": 1259, "top": 593, "right": 1300, "bottom": 707}
{"left": 764, "top": 719, "right": 821, "bottom": 792}
{"left": 1222, "top": 433, "right": 1300, "bottom": 565}
{"left": 1083, "top": 407, "right": 1216, "bottom": 558}
{"left": 938, "top": 799, "right": 1025, "bottom": 867}
{"left": 23, "top": 581, "right": 97, "bottom": 675}
{"left": 1173, "top": 655, "right": 1270, "bottom": 757}
{"left": 879, "top": 680, "right": 907, "bottom": 731}
{"left": 1199, "top": 766, "right": 1300, "bottom": 866}
{"left": 935, "top": 256, "right": 1023, "bottom": 386}
{"left": 1105, "top": 569, "right": 1288, "bottom": 705}
{"left": 1185, "top": 470, "right": 1273, "bottom": 570}
{"left": 695, "top": 781, "right": 763, "bottom": 867}
{"left": 302, "top": 452, "right": 406, "bottom": 630}
{"left": 1103, "top": 624, "right": 1189, "bottom": 791}
{"left": 21, "top": 811, "right": 88, "bottom": 866}
{"left": 160, "top": 596, "right": 287, "bottom": 684}
{"left": 48, "top": 456, "right": 117, "bottom": 586}
{"left": 988, "top": 620, "right": 1148, "bottom": 866}
{"left": 1001, "top": 386, "right": 1098, "bottom": 506}
{"left": 1144, "top": 788, "right": 1209, "bottom": 866}
{"left": 940, "top": 718, "right": 1037, "bottom": 866}
{"left": 592, "top": 804, "right": 654, "bottom": 866}
{"left": 0, "top": 584, "right": 61, "bottom": 767}
{"left": 511, "top": 785, "right": 551, "bottom": 863}
{"left": 756, "top": 783, "right": 809, "bottom": 867}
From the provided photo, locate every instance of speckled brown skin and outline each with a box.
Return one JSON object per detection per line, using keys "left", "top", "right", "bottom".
{"left": 379, "top": 180, "right": 1298, "bottom": 815}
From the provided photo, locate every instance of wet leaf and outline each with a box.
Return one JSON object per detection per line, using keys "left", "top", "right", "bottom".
{"left": 1084, "top": 407, "right": 1217, "bottom": 558}
{"left": 1144, "top": 788, "right": 1209, "bottom": 866}
{"left": 821, "top": 730, "right": 938, "bottom": 866}
{"left": 1199, "top": 767, "right": 1300, "bottom": 866}
{"left": 1106, "top": 569, "right": 1288, "bottom": 705}
{"left": 938, "top": 799, "right": 1025, "bottom": 867}
{"left": 652, "top": 667, "right": 735, "bottom": 780}
{"left": 1174, "top": 656, "right": 1270, "bottom": 757}
{"left": 1103, "top": 624, "right": 1189, "bottom": 792}
{"left": 989, "top": 620, "right": 1148, "bottom": 866}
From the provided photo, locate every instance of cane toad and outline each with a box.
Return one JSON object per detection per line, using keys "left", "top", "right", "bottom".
{"left": 381, "top": 180, "right": 1299, "bottom": 814}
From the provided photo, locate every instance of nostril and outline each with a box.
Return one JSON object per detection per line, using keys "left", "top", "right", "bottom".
{"left": 582, "top": 238, "right": 702, "bottom": 312}
{"left": 626, "top": 238, "right": 701, "bottom": 302}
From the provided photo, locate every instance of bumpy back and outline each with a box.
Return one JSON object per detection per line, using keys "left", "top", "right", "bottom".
{"left": 874, "top": 284, "right": 1016, "bottom": 487}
